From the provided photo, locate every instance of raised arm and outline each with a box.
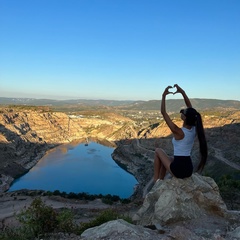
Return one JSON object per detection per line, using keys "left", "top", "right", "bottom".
{"left": 161, "top": 86, "right": 184, "bottom": 140}
{"left": 174, "top": 84, "right": 192, "bottom": 108}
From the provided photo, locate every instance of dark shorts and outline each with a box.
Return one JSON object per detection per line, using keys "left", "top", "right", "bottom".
{"left": 170, "top": 156, "right": 193, "bottom": 179}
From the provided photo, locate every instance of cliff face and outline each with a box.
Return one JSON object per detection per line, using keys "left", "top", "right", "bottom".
{"left": 0, "top": 109, "right": 82, "bottom": 179}
{"left": 0, "top": 109, "right": 86, "bottom": 144}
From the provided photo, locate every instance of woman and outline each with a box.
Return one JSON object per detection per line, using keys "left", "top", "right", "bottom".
{"left": 154, "top": 84, "right": 208, "bottom": 181}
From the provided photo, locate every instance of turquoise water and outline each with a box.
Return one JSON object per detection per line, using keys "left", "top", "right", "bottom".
{"left": 9, "top": 142, "right": 138, "bottom": 198}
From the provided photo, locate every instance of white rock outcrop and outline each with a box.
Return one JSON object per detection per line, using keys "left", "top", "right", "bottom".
{"left": 133, "top": 173, "right": 228, "bottom": 226}
{"left": 81, "top": 219, "right": 160, "bottom": 240}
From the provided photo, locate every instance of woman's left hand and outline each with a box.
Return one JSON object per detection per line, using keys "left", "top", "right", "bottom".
{"left": 163, "top": 86, "right": 173, "bottom": 96}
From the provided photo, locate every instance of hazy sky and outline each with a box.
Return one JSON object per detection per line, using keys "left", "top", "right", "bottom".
{"left": 0, "top": 0, "right": 239, "bottom": 101}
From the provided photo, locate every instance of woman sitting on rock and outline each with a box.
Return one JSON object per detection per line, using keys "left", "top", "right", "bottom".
{"left": 154, "top": 84, "right": 208, "bottom": 181}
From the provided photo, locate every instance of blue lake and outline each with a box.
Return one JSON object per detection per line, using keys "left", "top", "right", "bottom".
{"left": 9, "top": 142, "right": 138, "bottom": 198}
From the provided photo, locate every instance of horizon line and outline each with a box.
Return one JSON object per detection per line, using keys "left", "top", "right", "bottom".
{"left": 0, "top": 96, "right": 239, "bottom": 102}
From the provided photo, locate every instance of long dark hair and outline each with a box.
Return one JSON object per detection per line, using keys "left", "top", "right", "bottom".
{"left": 185, "top": 108, "right": 208, "bottom": 172}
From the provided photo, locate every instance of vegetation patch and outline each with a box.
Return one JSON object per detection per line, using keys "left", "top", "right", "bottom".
{"left": 216, "top": 172, "right": 240, "bottom": 210}
{"left": 0, "top": 197, "right": 132, "bottom": 240}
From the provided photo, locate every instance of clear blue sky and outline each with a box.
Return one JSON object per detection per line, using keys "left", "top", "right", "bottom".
{"left": 0, "top": 0, "right": 239, "bottom": 101}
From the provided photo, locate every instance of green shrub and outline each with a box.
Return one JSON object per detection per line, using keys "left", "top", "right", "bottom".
{"left": 217, "top": 173, "right": 240, "bottom": 210}
{"left": 102, "top": 198, "right": 114, "bottom": 205}
{"left": 17, "top": 197, "right": 58, "bottom": 237}
{"left": 0, "top": 226, "right": 32, "bottom": 240}
{"left": 56, "top": 209, "right": 76, "bottom": 233}
{"left": 121, "top": 198, "right": 131, "bottom": 204}
{"left": 217, "top": 173, "right": 240, "bottom": 192}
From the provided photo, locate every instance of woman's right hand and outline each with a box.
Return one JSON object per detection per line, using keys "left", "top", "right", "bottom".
{"left": 174, "top": 84, "right": 192, "bottom": 107}
{"left": 174, "top": 84, "right": 185, "bottom": 94}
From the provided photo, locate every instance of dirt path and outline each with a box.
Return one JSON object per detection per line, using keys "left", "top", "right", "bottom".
{"left": 212, "top": 147, "right": 240, "bottom": 170}
{"left": 0, "top": 192, "right": 112, "bottom": 228}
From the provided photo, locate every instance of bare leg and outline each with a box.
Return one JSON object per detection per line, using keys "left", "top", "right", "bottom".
{"left": 159, "top": 164, "right": 166, "bottom": 180}
{"left": 154, "top": 148, "right": 174, "bottom": 181}
{"left": 154, "top": 150, "right": 161, "bottom": 181}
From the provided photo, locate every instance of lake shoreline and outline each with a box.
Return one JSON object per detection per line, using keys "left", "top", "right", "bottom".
{"left": 7, "top": 141, "right": 138, "bottom": 199}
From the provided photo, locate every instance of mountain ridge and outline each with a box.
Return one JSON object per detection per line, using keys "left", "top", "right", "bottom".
{"left": 0, "top": 97, "right": 239, "bottom": 112}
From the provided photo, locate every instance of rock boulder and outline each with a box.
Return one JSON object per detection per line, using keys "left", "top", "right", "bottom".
{"left": 81, "top": 219, "right": 160, "bottom": 240}
{"left": 133, "top": 173, "right": 228, "bottom": 226}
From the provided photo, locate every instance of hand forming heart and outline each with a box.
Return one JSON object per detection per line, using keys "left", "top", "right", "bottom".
{"left": 167, "top": 85, "right": 178, "bottom": 95}
{"left": 164, "top": 84, "right": 182, "bottom": 96}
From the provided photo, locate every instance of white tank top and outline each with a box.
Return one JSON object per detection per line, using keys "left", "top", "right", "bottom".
{"left": 172, "top": 127, "right": 196, "bottom": 156}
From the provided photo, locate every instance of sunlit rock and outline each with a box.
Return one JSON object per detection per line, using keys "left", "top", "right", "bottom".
{"left": 133, "top": 173, "right": 228, "bottom": 226}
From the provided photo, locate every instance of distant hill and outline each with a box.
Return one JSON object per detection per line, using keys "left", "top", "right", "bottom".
{"left": 0, "top": 97, "right": 134, "bottom": 107}
{"left": 0, "top": 97, "right": 239, "bottom": 112}
{"left": 120, "top": 99, "right": 240, "bottom": 112}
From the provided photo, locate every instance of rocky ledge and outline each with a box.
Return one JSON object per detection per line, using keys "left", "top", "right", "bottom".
{"left": 81, "top": 174, "right": 239, "bottom": 240}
